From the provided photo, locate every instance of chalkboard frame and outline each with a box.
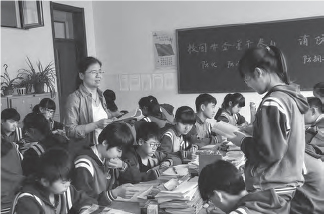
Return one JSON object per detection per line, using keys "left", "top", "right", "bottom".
{"left": 176, "top": 16, "right": 324, "bottom": 94}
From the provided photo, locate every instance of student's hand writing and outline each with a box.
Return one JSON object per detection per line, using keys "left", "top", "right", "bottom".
{"left": 95, "top": 119, "right": 112, "bottom": 129}
{"left": 112, "top": 183, "right": 134, "bottom": 198}
{"left": 160, "top": 161, "right": 171, "bottom": 169}
{"left": 107, "top": 158, "right": 124, "bottom": 168}
{"left": 228, "top": 131, "right": 246, "bottom": 147}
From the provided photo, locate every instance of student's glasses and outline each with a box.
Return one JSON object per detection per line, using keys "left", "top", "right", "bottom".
{"left": 146, "top": 141, "right": 161, "bottom": 148}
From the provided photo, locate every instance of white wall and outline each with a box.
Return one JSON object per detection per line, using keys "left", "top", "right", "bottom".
{"left": 1, "top": 0, "right": 96, "bottom": 92}
{"left": 92, "top": 1, "right": 322, "bottom": 122}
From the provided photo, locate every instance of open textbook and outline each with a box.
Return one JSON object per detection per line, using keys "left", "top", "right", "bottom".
{"left": 212, "top": 121, "right": 251, "bottom": 138}
{"left": 113, "top": 108, "right": 144, "bottom": 122}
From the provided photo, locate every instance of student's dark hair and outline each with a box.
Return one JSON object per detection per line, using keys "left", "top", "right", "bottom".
{"left": 32, "top": 98, "right": 56, "bottom": 114}
{"left": 175, "top": 106, "right": 196, "bottom": 125}
{"left": 136, "top": 122, "right": 160, "bottom": 141}
{"left": 195, "top": 93, "right": 217, "bottom": 112}
{"left": 98, "top": 122, "right": 134, "bottom": 150}
{"left": 76, "top": 56, "right": 102, "bottom": 88}
{"left": 215, "top": 93, "right": 245, "bottom": 120}
{"left": 1, "top": 108, "right": 20, "bottom": 121}
{"left": 103, "top": 89, "right": 118, "bottom": 112}
{"left": 23, "top": 113, "right": 51, "bottom": 137}
{"left": 40, "top": 133, "right": 69, "bottom": 150}
{"left": 307, "top": 97, "right": 322, "bottom": 113}
{"left": 36, "top": 148, "right": 73, "bottom": 183}
{"left": 313, "top": 82, "right": 324, "bottom": 98}
{"left": 238, "top": 45, "right": 289, "bottom": 85}
{"left": 198, "top": 160, "right": 245, "bottom": 202}
{"left": 138, "top": 95, "right": 161, "bottom": 116}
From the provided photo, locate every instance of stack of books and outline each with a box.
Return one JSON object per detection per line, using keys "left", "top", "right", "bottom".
{"left": 154, "top": 177, "right": 203, "bottom": 214}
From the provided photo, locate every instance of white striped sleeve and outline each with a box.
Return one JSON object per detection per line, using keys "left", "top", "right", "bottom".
{"left": 163, "top": 131, "right": 173, "bottom": 140}
{"left": 230, "top": 207, "right": 248, "bottom": 214}
{"left": 262, "top": 97, "right": 290, "bottom": 130}
{"left": 74, "top": 158, "right": 94, "bottom": 177}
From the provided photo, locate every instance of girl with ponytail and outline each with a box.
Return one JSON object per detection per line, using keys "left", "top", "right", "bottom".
{"left": 227, "top": 45, "right": 309, "bottom": 213}
{"left": 214, "top": 93, "right": 247, "bottom": 126}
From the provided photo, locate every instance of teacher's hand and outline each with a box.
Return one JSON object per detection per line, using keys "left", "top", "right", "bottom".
{"left": 227, "top": 131, "right": 246, "bottom": 147}
{"left": 96, "top": 119, "right": 111, "bottom": 129}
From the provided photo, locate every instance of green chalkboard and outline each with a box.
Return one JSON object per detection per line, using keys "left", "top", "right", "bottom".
{"left": 176, "top": 16, "right": 324, "bottom": 93}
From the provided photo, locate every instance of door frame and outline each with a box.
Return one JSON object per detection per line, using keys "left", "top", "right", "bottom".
{"left": 50, "top": 2, "right": 88, "bottom": 121}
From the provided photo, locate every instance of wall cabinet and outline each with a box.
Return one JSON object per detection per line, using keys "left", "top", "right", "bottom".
{"left": 1, "top": 93, "right": 60, "bottom": 127}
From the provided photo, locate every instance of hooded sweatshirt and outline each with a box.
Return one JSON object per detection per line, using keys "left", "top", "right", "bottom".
{"left": 72, "top": 147, "right": 127, "bottom": 206}
{"left": 290, "top": 144, "right": 324, "bottom": 214}
{"left": 13, "top": 181, "right": 96, "bottom": 214}
{"left": 240, "top": 85, "right": 309, "bottom": 192}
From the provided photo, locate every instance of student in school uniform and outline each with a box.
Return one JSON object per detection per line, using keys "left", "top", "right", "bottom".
{"left": 304, "top": 97, "right": 324, "bottom": 157}
{"left": 32, "top": 98, "right": 64, "bottom": 133}
{"left": 119, "top": 122, "right": 180, "bottom": 184}
{"left": 159, "top": 106, "right": 197, "bottom": 163}
{"left": 214, "top": 93, "right": 247, "bottom": 127}
{"left": 1, "top": 108, "right": 23, "bottom": 145}
{"left": 22, "top": 133, "right": 69, "bottom": 176}
{"left": 313, "top": 82, "right": 324, "bottom": 111}
{"left": 187, "top": 93, "right": 222, "bottom": 148}
{"left": 228, "top": 45, "right": 309, "bottom": 213}
{"left": 19, "top": 113, "right": 52, "bottom": 154}
{"left": 138, "top": 95, "right": 175, "bottom": 128}
{"left": 72, "top": 122, "right": 134, "bottom": 206}
{"left": 12, "top": 148, "right": 97, "bottom": 214}
{"left": 198, "top": 160, "right": 290, "bottom": 214}
{"left": 1, "top": 138, "right": 25, "bottom": 214}
{"left": 290, "top": 143, "right": 324, "bottom": 214}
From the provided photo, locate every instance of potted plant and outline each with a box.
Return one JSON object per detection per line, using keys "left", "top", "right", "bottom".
{"left": 1, "top": 64, "right": 23, "bottom": 96}
{"left": 18, "top": 57, "right": 56, "bottom": 97}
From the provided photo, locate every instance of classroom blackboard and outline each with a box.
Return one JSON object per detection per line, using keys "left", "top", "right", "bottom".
{"left": 176, "top": 17, "right": 324, "bottom": 93}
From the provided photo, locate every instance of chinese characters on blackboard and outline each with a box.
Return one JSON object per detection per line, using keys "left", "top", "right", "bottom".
{"left": 187, "top": 38, "right": 276, "bottom": 70}
{"left": 299, "top": 34, "right": 324, "bottom": 64}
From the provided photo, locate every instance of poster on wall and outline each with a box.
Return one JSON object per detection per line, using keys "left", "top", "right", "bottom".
{"left": 153, "top": 31, "right": 176, "bottom": 69}
{"left": 119, "top": 74, "right": 129, "bottom": 91}
{"left": 164, "top": 73, "right": 176, "bottom": 90}
{"left": 129, "top": 74, "right": 141, "bottom": 91}
{"left": 141, "top": 74, "right": 152, "bottom": 91}
{"left": 152, "top": 74, "right": 164, "bottom": 91}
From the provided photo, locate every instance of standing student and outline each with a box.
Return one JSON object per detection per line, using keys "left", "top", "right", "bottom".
{"left": 159, "top": 106, "right": 197, "bottom": 163}
{"left": 1, "top": 108, "right": 23, "bottom": 145}
{"left": 187, "top": 93, "right": 222, "bottom": 148}
{"left": 64, "top": 57, "right": 113, "bottom": 156}
{"left": 72, "top": 122, "right": 134, "bottom": 206}
{"left": 12, "top": 148, "right": 97, "bottom": 214}
{"left": 228, "top": 45, "right": 309, "bottom": 213}
{"left": 214, "top": 93, "right": 247, "bottom": 126}
{"left": 32, "top": 98, "right": 64, "bottom": 132}
{"left": 120, "top": 122, "right": 179, "bottom": 184}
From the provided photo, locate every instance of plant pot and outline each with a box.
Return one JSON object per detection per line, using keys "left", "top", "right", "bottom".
{"left": 34, "top": 82, "right": 45, "bottom": 94}
{"left": 16, "top": 87, "right": 26, "bottom": 96}
{"left": 3, "top": 88, "right": 14, "bottom": 96}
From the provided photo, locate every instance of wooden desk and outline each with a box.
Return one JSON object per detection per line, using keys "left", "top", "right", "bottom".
{"left": 109, "top": 201, "right": 207, "bottom": 214}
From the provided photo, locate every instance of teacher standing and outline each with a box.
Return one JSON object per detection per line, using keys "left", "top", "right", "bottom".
{"left": 65, "top": 57, "right": 112, "bottom": 155}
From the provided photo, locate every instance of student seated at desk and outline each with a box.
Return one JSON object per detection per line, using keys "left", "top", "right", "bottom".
{"left": 290, "top": 143, "right": 324, "bottom": 214}
{"left": 119, "top": 122, "right": 180, "bottom": 184}
{"left": 198, "top": 160, "right": 291, "bottom": 214}
{"left": 139, "top": 95, "right": 174, "bottom": 128}
{"left": 187, "top": 93, "right": 222, "bottom": 148}
{"left": 313, "top": 82, "right": 324, "bottom": 111}
{"left": 12, "top": 148, "right": 97, "bottom": 214}
{"left": 159, "top": 106, "right": 197, "bottom": 163}
{"left": 72, "top": 122, "right": 134, "bottom": 206}
{"left": 22, "top": 133, "right": 69, "bottom": 176}
{"left": 1, "top": 138, "right": 24, "bottom": 214}
{"left": 1, "top": 108, "right": 23, "bottom": 145}
{"left": 19, "top": 113, "right": 52, "bottom": 154}
{"left": 214, "top": 93, "right": 247, "bottom": 127}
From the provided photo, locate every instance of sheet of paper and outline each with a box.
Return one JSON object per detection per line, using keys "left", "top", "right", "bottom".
{"left": 212, "top": 121, "right": 243, "bottom": 138}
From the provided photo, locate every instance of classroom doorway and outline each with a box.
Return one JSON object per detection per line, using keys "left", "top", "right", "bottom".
{"left": 50, "top": 2, "right": 87, "bottom": 121}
